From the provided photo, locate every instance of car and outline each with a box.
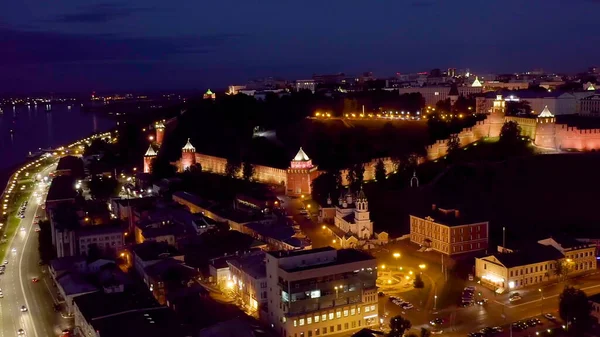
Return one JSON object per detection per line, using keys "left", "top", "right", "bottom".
{"left": 3, "top": 260, "right": 7, "bottom": 265}
{"left": 11, "top": 248, "right": 16, "bottom": 253}
{"left": 20, "top": 305, "right": 27, "bottom": 312}
{"left": 20, "top": 227, "right": 25, "bottom": 231}
{"left": 430, "top": 329, "right": 443, "bottom": 335}
{"left": 61, "top": 329, "right": 72, "bottom": 336}
{"left": 509, "top": 295, "right": 522, "bottom": 302}
{"left": 464, "top": 286, "right": 476, "bottom": 292}
{"left": 527, "top": 318, "right": 542, "bottom": 326}
{"left": 0, "top": 293, "right": 3, "bottom": 298}
{"left": 468, "top": 333, "right": 484, "bottom": 337}
{"left": 17, "top": 329, "right": 25, "bottom": 336}
{"left": 476, "top": 298, "right": 488, "bottom": 305}
{"left": 34, "top": 228, "right": 40, "bottom": 232}
{"left": 401, "top": 303, "right": 413, "bottom": 309}
{"left": 429, "top": 318, "right": 445, "bottom": 326}
{"left": 544, "top": 313, "right": 556, "bottom": 321}
{"left": 492, "top": 326, "right": 503, "bottom": 333}
{"left": 461, "top": 301, "right": 474, "bottom": 307}
{"left": 480, "top": 327, "right": 495, "bottom": 335}
{"left": 31, "top": 278, "right": 39, "bottom": 283}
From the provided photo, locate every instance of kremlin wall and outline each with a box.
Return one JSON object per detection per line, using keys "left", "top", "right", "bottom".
{"left": 426, "top": 95, "right": 600, "bottom": 160}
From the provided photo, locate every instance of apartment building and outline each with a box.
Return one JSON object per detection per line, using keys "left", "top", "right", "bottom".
{"left": 266, "top": 247, "right": 378, "bottom": 337}
{"left": 410, "top": 205, "right": 489, "bottom": 256}
{"left": 227, "top": 251, "right": 268, "bottom": 312}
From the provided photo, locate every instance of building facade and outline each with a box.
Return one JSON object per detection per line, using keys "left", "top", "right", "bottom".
{"left": 332, "top": 189, "right": 373, "bottom": 240}
{"left": 266, "top": 247, "right": 378, "bottom": 337}
{"left": 227, "top": 251, "right": 268, "bottom": 312}
{"left": 296, "top": 80, "right": 316, "bottom": 93}
{"left": 409, "top": 205, "right": 489, "bottom": 256}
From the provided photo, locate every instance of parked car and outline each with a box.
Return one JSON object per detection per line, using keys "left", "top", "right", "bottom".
{"left": 527, "top": 318, "right": 542, "bottom": 326}
{"left": 401, "top": 302, "right": 414, "bottom": 310}
{"left": 476, "top": 298, "right": 488, "bottom": 305}
{"left": 429, "top": 318, "right": 445, "bottom": 326}
{"left": 509, "top": 295, "right": 522, "bottom": 302}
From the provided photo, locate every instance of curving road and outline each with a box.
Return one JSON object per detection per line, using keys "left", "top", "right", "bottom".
{"left": 0, "top": 163, "right": 70, "bottom": 337}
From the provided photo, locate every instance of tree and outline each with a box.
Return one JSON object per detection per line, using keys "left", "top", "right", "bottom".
{"left": 389, "top": 315, "right": 412, "bottom": 337}
{"left": 558, "top": 286, "right": 592, "bottom": 335}
{"left": 499, "top": 121, "right": 521, "bottom": 144}
{"left": 225, "top": 158, "right": 241, "bottom": 178}
{"left": 452, "top": 95, "right": 475, "bottom": 113}
{"left": 555, "top": 259, "right": 573, "bottom": 281}
{"left": 506, "top": 100, "right": 532, "bottom": 116}
{"left": 311, "top": 171, "right": 341, "bottom": 205}
{"left": 347, "top": 164, "right": 365, "bottom": 191}
{"left": 188, "top": 163, "right": 202, "bottom": 173}
{"left": 413, "top": 274, "right": 424, "bottom": 289}
{"left": 37, "top": 220, "right": 56, "bottom": 264}
{"left": 435, "top": 98, "right": 451, "bottom": 113}
{"left": 446, "top": 134, "right": 460, "bottom": 155}
{"left": 375, "top": 160, "right": 386, "bottom": 183}
{"left": 88, "top": 176, "right": 119, "bottom": 200}
{"left": 242, "top": 162, "right": 255, "bottom": 181}
{"left": 151, "top": 158, "right": 177, "bottom": 179}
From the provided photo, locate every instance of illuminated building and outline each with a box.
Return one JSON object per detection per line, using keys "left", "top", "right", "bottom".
{"left": 227, "top": 85, "right": 247, "bottom": 95}
{"left": 333, "top": 189, "right": 373, "bottom": 240}
{"left": 266, "top": 247, "right": 378, "bottom": 337}
{"left": 410, "top": 204, "right": 489, "bottom": 256}
{"left": 154, "top": 120, "right": 165, "bottom": 145}
{"left": 226, "top": 251, "right": 267, "bottom": 312}
{"left": 397, "top": 85, "right": 482, "bottom": 106}
{"left": 203, "top": 89, "right": 216, "bottom": 100}
{"left": 143, "top": 144, "right": 157, "bottom": 173}
{"left": 296, "top": 79, "right": 316, "bottom": 93}
{"left": 181, "top": 138, "right": 196, "bottom": 170}
{"left": 286, "top": 148, "right": 320, "bottom": 197}
{"left": 475, "top": 237, "right": 596, "bottom": 292}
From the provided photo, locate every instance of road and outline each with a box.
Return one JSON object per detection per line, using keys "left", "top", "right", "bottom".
{"left": 0, "top": 163, "right": 71, "bottom": 337}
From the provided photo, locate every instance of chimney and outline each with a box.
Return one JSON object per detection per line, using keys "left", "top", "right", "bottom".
{"left": 454, "top": 209, "right": 460, "bottom": 218}
{"left": 432, "top": 204, "right": 436, "bottom": 211}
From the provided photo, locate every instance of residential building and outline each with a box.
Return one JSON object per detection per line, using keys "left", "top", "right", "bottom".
{"left": 227, "top": 251, "right": 268, "bottom": 311}
{"left": 397, "top": 85, "right": 482, "bottom": 106}
{"left": 266, "top": 247, "right": 378, "bottom": 337}
{"left": 296, "top": 80, "right": 316, "bottom": 93}
{"left": 578, "top": 94, "right": 600, "bottom": 116}
{"left": 209, "top": 255, "right": 232, "bottom": 288}
{"left": 77, "top": 224, "right": 124, "bottom": 257}
{"left": 409, "top": 204, "right": 489, "bottom": 256}
{"left": 141, "top": 258, "right": 199, "bottom": 305}
{"left": 242, "top": 222, "right": 312, "bottom": 251}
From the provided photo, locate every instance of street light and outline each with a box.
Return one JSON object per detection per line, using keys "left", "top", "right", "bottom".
{"left": 434, "top": 295, "right": 438, "bottom": 311}
{"left": 322, "top": 225, "right": 326, "bottom": 230}
{"left": 381, "top": 265, "right": 386, "bottom": 270}
{"left": 539, "top": 288, "right": 544, "bottom": 314}
{"left": 419, "top": 264, "right": 427, "bottom": 270}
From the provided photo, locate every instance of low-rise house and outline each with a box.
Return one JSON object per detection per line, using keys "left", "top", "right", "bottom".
{"left": 142, "top": 258, "right": 199, "bottom": 305}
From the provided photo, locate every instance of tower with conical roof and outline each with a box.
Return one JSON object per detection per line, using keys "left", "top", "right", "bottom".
{"left": 488, "top": 94, "right": 506, "bottom": 137}
{"left": 143, "top": 144, "right": 158, "bottom": 173}
{"left": 155, "top": 120, "right": 165, "bottom": 146}
{"left": 181, "top": 138, "right": 196, "bottom": 170}
{"left": 534, "top": 106, "right": 557, "bottom": 149}
{"left": 203, "top": 89, "right": 216, "bottom": 100}
{"left": 286, "top": 147, "right": 319, "bottom": 196}
{"left": 471, "top": 76, "right": 483, "bottom": 88}
{"left": 448, "top": 83, "right": 459, "bottom": 106}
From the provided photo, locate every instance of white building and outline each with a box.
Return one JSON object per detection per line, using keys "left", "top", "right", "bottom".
{"left": 266, "top": 247, "right": 378, "bottom": 337}
{"left": 296, "top": 80, "right": 316, "bottom": 93}
{"left": 227, "top": 251, "right": 268, "bottom": 312}
{"left": 333, "top": 189, "right": 373, "bottom": 240}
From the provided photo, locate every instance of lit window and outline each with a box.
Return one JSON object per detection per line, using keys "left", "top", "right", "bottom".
{"left": 365, "top": 306, "right": 370, "bottom": 313}
{"left": 300, "top": 318, "right": 305, "bottom": 326}
{"left": 294, "top": 320, "right": 297, "bottom": 327}
{"left": 343, "top": 310, "right": 348, "bottom": 317}
{"left": 351, "top": 308, "right": 355, "bottom": 316}
{"left": 315, "top": 315, "right": 319, "bottom": 323}
{"left": 370, "top": 305, "right": 375, "bottom": 311}
{"left": 329, "top": 313, "right": 334, "bottom": 320}
{"left": 322, "top": 314, "right": 327, "bottom": 321}
{"left": 336, "top": 311, "right": 341, "bottom": 319}
{"left": 307, "top": 317, "right": 312, "bottom": 324}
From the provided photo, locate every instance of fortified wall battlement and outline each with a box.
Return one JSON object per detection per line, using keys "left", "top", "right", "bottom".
{"left": 426, "top": 95, "right": 600, "bottom": 160}
{"left": 195, "top": 153, "right": 288, "bottom": 185}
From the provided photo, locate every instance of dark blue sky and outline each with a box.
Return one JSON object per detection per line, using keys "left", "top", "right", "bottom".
{"left": 1, "top": 0, "right": 599, "bottom": 93}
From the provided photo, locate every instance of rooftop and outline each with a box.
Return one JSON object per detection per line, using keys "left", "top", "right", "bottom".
{"left": 492, "top": 245, "right": 563, "bottom": 268}
{"left": 198, "top": 317, "right": 276, "bottom": 337}
{"left": 227, "top": 252, "right": 266, "bottom": 280}
{"left": 77, "top": 224, "right": 123, "bottom": 237}
{"left": 293, "top": 147, "right": 310, "bottom": 161}
{"left": 90, "top": 307, "right": 186, "bottom": 337}
{"left": 73, "top": 287, "right": 160, "bottom": 321}
{"left": 55, "top": 272, "right": 98, "bottom": 296}
{"left": 413, "top": 205, "right": 487, "bottom": 227}
{"left": 46, "top": 175, "right": 77, "bottom": 202}
{"left": 143, "top": 258, "right": 198, "bottom": 282}
{"left": 144, "top": 144, "right": 158, "bottom": 157}
{"left": 269, "top": 248, "right": 375, "bottom": 273}
{"left": 268, "top": 246, "right": 334, "bottom": 259}
{"left": 131, "top": 241, "right": 181, "bottom": 262}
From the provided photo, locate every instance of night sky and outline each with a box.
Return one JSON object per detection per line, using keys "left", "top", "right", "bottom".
{"left": 1, "top": 0, "right": 599, "bottom": 93}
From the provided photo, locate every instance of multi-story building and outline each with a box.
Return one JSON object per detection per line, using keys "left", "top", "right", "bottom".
{"left": 296, "top": 80, "right": 316, "bottom": 93}
{"left": 77, "top": 225, "right": 124, "bottom": 257}
{"left": 266, "top": 247, "right": 378, "bottom": 337}
{"left": 476, "top": 237, "right": 597, "bottom": 292}
{"left": 409, "top": 204, "right": 489, "bottom": 256}
{"left": 227, "top": 251, "right": 268, "bottom": 312}
{"left": 397, "top": 84, "right": 482, "bottom": 106}
{"left": 578, "top": 94, "right": 600, "bottom": 116}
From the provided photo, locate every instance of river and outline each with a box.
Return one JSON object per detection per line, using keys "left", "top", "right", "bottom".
{"left": 0, "top": 103, "right": 115, "bottom": 177}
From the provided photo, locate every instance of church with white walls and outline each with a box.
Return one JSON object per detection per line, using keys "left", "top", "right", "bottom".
{"left": 332, "top": 188, "right": 373, "bottom": 240}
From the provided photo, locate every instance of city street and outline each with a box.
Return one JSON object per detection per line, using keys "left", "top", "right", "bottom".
{"left": 0, "top": 163, "right": 70, "bottom": 337}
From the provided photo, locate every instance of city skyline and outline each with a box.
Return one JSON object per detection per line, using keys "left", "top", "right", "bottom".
{"left": 1, "top": 0, "right": 599, "bottom": 92}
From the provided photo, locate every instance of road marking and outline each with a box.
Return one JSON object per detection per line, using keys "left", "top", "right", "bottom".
{"left": 43, "top": 278, "right": 58, "bottom": 305}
